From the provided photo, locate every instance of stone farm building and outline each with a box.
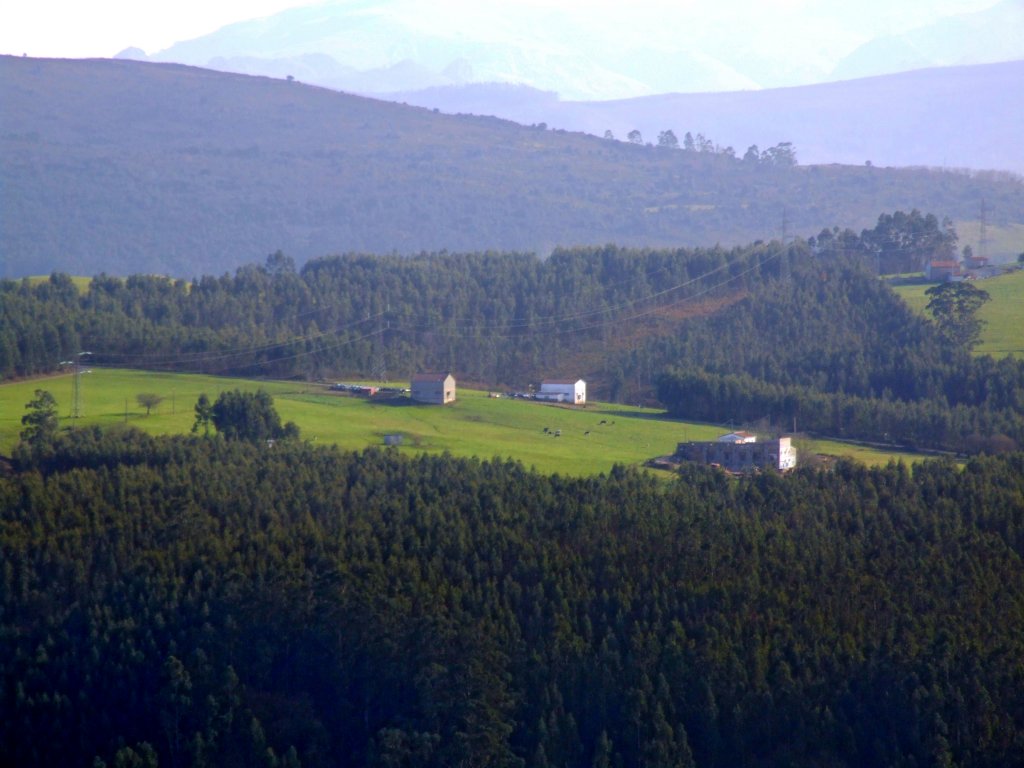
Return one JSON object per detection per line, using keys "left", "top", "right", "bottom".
{"left": 410, "top": 372, "right": 456, "bottom": 405}
{"left": 537, "top": 379, "right": 586, "bottom": 405}
{"left": 676, "top": 433, "right": 797, "bottom": 472}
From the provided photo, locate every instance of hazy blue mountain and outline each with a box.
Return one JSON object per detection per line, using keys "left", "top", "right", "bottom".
{"left": 391, "top": 60, "right": 1024, "bottom": 175}
{"left": 144, "top": 0, "right": 1020, "bottom": 99}
{"left": 832, "top": 0, "right": 1024, "bottom": 80}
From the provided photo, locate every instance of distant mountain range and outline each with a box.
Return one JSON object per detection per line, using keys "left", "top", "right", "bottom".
{"left": 389, "top": 59, "right": 1024, "bottom": 175}
{"left": 112, "top": 0, "right": 1024, "bottom": 176}
{"left": 129, "top": 0, "right": 1024, "bottom": 98}
{"left": 2, "top": 56, "right": 1022, "bottom": 279}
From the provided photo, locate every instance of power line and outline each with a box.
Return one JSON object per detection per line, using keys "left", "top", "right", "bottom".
{"left": 74, "top": 248, "right": 781, "bottom": 375}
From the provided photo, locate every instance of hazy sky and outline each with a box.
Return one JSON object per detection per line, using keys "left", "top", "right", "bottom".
{"left": 0, "top": 0, "right": 1001, "bottom": 60}
{"left": 0, "top": 1, "right": 303, "bottom": 58}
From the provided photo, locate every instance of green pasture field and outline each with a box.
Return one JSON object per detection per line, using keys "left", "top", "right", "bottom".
{"left": 891, "top": 269, "right": 1024, "bottom": 358}
{"left": 1, "top": 368, "right": 934, "bottom": 475}
{"left": 24, "top": 275, "right": 94, "bottom": 292}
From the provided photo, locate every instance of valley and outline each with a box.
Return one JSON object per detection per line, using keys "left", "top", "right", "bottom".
{"left": 2, "top": 13, "right": 1023, "bottom": 765}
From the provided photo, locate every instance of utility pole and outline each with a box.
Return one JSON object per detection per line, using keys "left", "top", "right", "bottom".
{"left": 372, "top": 298, "right": 389, "bottom": 383}
{"left": 979, "top": 199, "right": 990, "bottom": 262}
{"left": 60, "top": 351, "right": 92, "bottom": 418}
{"left": 780, "top": 208, "right": 791, "bottom": 280}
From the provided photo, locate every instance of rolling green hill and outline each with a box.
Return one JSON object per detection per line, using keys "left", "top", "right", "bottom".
{"left": 0, "top": 368, "right": 923, "bottom": 472}
{"left": 2, "top": 55, "right": 1023, "bottom": 279}
{"left": 892, "top": 269, "right": 1024, "bottom": 358}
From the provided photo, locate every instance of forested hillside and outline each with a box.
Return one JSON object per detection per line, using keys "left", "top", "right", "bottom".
{"left": 3, "top": 215, "right": 1023, "bottom": 453}
{"left": 3, "top": 431, "right": 1023, "bottom": 766}
{"left": 2, "top": 55, "right": 1023, "bottom": 278}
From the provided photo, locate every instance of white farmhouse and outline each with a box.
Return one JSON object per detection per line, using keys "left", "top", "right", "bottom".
{"left": 538, "top": 379, "right": 586, "bottom": 405}
{"left": 410, "top": 372, "right": 456, "bottom": 405}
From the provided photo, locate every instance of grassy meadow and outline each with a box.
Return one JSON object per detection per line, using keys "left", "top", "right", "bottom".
{"left": 891, "top": 268, "right": 1024, "bottom": 358}
{"left": 2, "top": 368, "right": 934, "bottom": 475}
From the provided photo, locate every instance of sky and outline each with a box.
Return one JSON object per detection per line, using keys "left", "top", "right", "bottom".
{"left": 0, "top": 0, "right": 1001, "bottom": 60}
{"left": 0, "top": 0, "right": 306, "bottom": 59}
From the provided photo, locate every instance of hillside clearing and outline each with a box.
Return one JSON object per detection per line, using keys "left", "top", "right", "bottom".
{"left": 1, "top": 368, "right": 934, "bottom": 474}
{"left": 891, "top": 268, "right": 1024, "bottom": 358}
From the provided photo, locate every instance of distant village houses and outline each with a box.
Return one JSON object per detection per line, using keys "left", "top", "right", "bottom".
{"left": 537, "top": 379, "right": 586, "bottom": 405}
{"left": 410, "top": 372, "right": 456, "bottom": 404}
{"left": 676, "top": 432, "right": 797, "bottom": 472}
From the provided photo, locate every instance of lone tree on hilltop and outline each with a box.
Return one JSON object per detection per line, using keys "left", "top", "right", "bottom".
{"left": 925, "top": 281, "right": 991, "bottom": 349}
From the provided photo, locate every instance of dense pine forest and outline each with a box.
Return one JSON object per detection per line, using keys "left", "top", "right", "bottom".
{"left": 3, "top": 212, "right": 1023, "bottom": 452}
{"left": 2, "top": 429, "right": 1023, "bottom": 767}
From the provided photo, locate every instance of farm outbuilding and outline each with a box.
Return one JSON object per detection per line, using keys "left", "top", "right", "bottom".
{"left": 537, "top": 379, "right": 586, "bottom": 405}
{"left": 926, "top": 260, "right": 961, "bottom": 282}
{"left": 410, "top": 372, "right": 456, "bottom": 405}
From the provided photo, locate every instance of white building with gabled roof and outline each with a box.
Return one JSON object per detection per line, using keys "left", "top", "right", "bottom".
{"left": 538, "top": 378, "right": 586, "bottom": 405}
{"left": 410, "top": 372, "right": 456, "bottom": 404}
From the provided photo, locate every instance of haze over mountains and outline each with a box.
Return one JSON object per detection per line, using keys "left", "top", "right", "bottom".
{"left": 105, "top": 0, "right": 1024, "bottom": 176}
{"left": 132, "top": 0, "right": 1024, "bottom": 99}
{"left": 391, "top": 60, "right": 1024, "bottom": 175}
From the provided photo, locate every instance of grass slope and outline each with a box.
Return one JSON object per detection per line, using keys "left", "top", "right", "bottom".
{"left": 1, "top": 368, "right": 930, "bottom": 473}
{"left": 891, "top": 269, "right": 1024, "bottom": 358}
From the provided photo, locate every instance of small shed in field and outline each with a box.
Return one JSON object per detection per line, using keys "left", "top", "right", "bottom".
{"left": 538, "top": 379, "right": 586, "bottom": 405}
{"left": 411, "top": 372, "right": 456, "bottom": 404}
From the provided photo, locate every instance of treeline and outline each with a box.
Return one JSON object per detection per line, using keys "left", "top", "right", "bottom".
{"left": 0, "top": 245, "right": 782, "bottom": 383}
{"left": 657, "top": 366, "right": 1023, "bottom": 453}
{"left": 621, "top": 127, "right": 797, "bottom": 167}
{"left": 2, "top": 432, "right": 1023, "bottom": 766}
